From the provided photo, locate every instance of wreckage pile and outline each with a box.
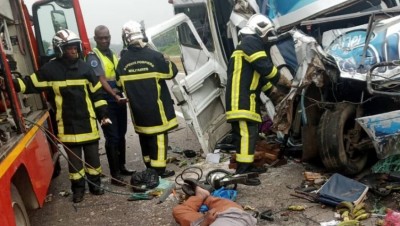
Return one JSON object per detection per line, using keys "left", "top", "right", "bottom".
{"left": 229, "top": 139, "right": 286, "bottom": 170}
{"left": 288, "top": 167, "right": 400, "bottom": 225}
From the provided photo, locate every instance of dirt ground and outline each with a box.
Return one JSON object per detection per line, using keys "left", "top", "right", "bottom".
{"left": 26, "top": 113, "right": 397, "bottom": 226}
{"left": 27, "top": 76, "right": 398, "bottom": 226}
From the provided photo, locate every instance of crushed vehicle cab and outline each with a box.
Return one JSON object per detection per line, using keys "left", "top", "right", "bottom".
{"left": 148, "top": 0, "right": 400, "bottom": 175}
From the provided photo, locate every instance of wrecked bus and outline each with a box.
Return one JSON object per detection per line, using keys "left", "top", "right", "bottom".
{"left": 147, "top": 0, "right": 400, "bottom": 175}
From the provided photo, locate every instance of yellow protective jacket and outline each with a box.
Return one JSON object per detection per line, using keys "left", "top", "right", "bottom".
{"left": 116, "top": 45, "right": 178, "bottom": 135}
{"left": 91, "top": 47, "right": 119, "bottom": 80}
{"left": 14, "top": 58, "right": 108, "bottom": 144}
{"left": 225, "top": 35, "right": 280, "bottom": 123}
{"left": 87, "top": 48, "right": 120, "bottom": 102}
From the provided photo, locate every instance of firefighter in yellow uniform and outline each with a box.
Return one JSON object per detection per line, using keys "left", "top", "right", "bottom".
{"left": 116, "top": 20, "right": 178, "bottom": 178}
{"left": 226, "top": 14, "right": 291, "bottom": 181}
{"left": 13, "top": 29, "right": 110, "bottom": 203}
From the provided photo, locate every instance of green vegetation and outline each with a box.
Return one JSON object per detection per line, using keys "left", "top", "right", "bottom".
{"left": 153, "top": 28, "right": 181, "bottom": 57}
{"left": 88, "top": 28, "right": 181, "bottom": 57}
{"left": 159, "top": 44, "right": 180, "bottom": 56}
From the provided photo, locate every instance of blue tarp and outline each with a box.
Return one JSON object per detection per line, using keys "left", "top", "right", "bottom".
{"left": 318, "top": 173, "right": 369, "bottom": 206}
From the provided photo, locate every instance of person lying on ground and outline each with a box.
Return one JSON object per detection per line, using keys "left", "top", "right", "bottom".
{"left": 173, "top": 182, "right": 257, "bottom": 226}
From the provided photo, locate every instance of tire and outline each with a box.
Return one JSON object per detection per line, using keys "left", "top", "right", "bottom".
{"left": 11, "top": 184, "right": 31, "bottom": 226}
{"left": 317, "top": 103, "right": 368, "bottom": 175}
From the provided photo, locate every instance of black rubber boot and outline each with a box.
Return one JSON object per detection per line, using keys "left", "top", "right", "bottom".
{"left": 235, "top": 163, "right": 251, "bottom": 175}
{"left": 248, "top": 165, "right": 267, "bottom": 174}
{"left": 111, "top": 175, "right": 126, "bottom": 187}
{"left": 144, "top": 160, "right": 151, "bottom": 169}
{"left": 120, "top": 166, "right": 134, "bottom": 176}
{"left": 153, "top": 167, "right": 175, "bottom": 178}
{"left": 235, "top": 163, "right": 262, "bottom": 186}
{"left": 87, "top": 174, "right": 105, "bottom": 195}
{"left": 71, "top": 178, "right": 85, "bottom": 203}
{"left": 235, "top": 163, "right": 267, "bottom": 174}
{"left": 106, "top": 145, "right": 126, "bottom": 186}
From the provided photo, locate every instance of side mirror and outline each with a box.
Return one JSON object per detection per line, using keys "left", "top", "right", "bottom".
{"left": 55, "top": 0, "right": 73, "bottom": 8}
{"left": 51, "top": 10, "right": 68, "bottom": 32}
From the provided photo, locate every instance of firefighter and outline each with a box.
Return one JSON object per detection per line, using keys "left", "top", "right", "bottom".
{"left": 116, "top": 20, "right": 178, "bottom": 178}
{"left": 13, "top": 29, "right": 110, "bottom": 203}
{"left": 225, "top": 14, "right": 292, "bottom": 179}
{"left": 86, "top": 25, "right": 134, "bottom": 187}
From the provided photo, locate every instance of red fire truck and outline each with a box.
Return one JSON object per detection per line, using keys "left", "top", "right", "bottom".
{"left": 0, "top": 0, "right": 90, "bottom": 225}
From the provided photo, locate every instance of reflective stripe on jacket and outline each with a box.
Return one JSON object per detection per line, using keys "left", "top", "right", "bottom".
{"left": 116, "top": 46, "right": 178, "bottom": 135}
{"left": 225, "top": 35, "right": 280, "bottom": 123}
{"left": 92, "top": 48, "right": 119, "bottom": 80}
{"left": 15, "top": 59, "right": 107, "bottom": 144}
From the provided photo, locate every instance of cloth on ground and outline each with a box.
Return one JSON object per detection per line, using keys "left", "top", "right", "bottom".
{"left": 191, "top": 207, "right": 257, "bottom": 226}
{"left": 199, "top": 187, "right": 238, "bottom": 213}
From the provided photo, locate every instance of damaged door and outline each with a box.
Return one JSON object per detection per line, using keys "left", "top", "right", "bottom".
{"left": 357, "top": 110, "right": 400, "bottom": 159}
{"left": 147, "top": 13, "right": 231, "bottom": 154}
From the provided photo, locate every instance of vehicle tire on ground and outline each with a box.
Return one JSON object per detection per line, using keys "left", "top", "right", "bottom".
{"left": 11, "top": 184, "right": 31, "bottom": 226}
{"left": 317, "top": 103, "right": 368, "bottom": 175}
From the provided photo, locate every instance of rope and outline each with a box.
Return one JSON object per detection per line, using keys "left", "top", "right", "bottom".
{"left": 24, "top": 117, "right": 134, "bottom": 196}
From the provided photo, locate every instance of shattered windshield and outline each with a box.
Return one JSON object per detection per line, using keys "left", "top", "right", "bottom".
{"left": 257, "top": 0, "right": 380, "bottom": 28}
{"left": 175, "top": 3, "right": 214, "bottom": 51}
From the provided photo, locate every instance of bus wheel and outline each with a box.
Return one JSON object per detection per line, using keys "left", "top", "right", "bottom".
{"left": 11, "top": 184, "right": 31, "bottom": 226}
{"left": 317, "top": 103, "right": 368, "bottom": 175}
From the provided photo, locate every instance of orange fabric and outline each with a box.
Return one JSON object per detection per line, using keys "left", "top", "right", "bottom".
{"left": 204, "top": 196, "right": 243, "bottom": 212}
{"left": 173, "top": 196, "right": 203, "bottom": 226}
{"left": 172, "top": 196, "right": 243, "bottom": 226}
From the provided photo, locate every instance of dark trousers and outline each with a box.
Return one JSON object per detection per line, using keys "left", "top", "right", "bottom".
{"left": 102, "top": 101, "right": 127, "bottom": 146}
{"left": 231, "top": 120, "right": 259, "bottom": 163}
{"left": 138, "top": 133, "right": 168, "bottom": 168}
{"left": 102, "top": 101, "right": 128, "bottom": 165}
{"left": 65, "top": 141, "right": 102, "bottom": 193}
{"left": 65, "top": 141, "right": 101, "bottom": 179}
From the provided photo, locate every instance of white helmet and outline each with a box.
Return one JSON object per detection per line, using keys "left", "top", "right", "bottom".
{"left": 52, "top": 29, "right": 82, "bottom": 58}
{"left": 239, "top": 14, "right": 275, "bottom": 38}
{"left": 122, "top": 20, "right": 144, "bottom": 46}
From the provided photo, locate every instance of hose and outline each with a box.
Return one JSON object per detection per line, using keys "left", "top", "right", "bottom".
{"left": 174, "top": 166, "right": 203, "bottom": 185}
